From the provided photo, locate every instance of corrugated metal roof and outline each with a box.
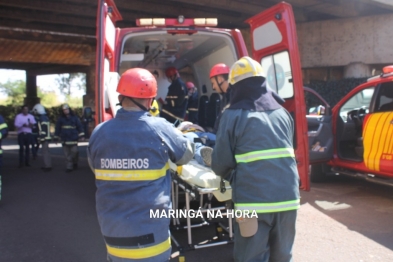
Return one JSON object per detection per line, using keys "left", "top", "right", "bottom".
{"left": 0, "top": 38, "right": 94, "bottom": 66}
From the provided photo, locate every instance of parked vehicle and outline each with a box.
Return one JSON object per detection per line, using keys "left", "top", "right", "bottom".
{"left": 306, "top": 66, "right": 393, "bottom": 185}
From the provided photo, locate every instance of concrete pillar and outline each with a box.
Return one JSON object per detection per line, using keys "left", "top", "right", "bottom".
{"left": 83, "top": 65, "right": 96, "bottom": 109}
{"left": 344, "top": 62, "right": 371, "bottom": 78}
{"left": 24, "top": 71, "right": 40, "bottom": 108}
{"left": 82, "top": 65, "right": 96, "bottom": 134}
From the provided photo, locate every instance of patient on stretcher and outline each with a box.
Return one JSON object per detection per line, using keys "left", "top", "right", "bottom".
{"left": 177, "top": 121, "right": 215, "bottom": 167}
{"left": 171, "top": 122, "right": 232, "bottom": 202}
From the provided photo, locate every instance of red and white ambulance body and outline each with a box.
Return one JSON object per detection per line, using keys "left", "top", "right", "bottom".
{"left": 96, "top": 0, "right": 310, "bottom": 191}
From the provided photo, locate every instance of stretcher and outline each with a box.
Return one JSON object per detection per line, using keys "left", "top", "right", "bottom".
{"left": 169, "top": 160, "right": 234, "bottom": 252}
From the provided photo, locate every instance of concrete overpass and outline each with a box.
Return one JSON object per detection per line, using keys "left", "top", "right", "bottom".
{"left": 0, "top": 0, "right": 393, "bottom": 106}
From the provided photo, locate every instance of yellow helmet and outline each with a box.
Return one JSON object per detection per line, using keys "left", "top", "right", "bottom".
{"left": 228, "top": 56, "right": 265, "bottom": 85}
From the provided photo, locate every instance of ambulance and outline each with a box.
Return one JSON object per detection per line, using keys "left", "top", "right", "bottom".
{"left": 95, "top": 0, "right": 310, "bottom": 191}
{"left": 307, "top": 66, "right": 393, "bottom": 185}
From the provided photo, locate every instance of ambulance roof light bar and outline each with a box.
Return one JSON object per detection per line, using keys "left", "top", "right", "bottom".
{"left": 382, "top": 65, "right": 393, "bottom": 74}
{"left": 368, "top": 65, "right": 393, "bottom": 82}
{"left": 136, "top": 16, "right": 218, "bottom": 27}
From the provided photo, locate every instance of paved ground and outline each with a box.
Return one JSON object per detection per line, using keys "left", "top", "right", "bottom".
{"left": 1, "top": 137, "right": 393, "bottom": 262}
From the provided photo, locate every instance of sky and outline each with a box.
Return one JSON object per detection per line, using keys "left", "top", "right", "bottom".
{"left": 0, "top": 69, "right": 85, "bottom": 100}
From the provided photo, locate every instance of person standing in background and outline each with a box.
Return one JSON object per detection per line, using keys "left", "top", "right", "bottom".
{"left": 32, "top": 104, "right": 52, "bottom": 172}
{"left": 54, "top": 103, "right": 85, "bottom": 173}
{"left": 186, "top": 81, "right": 199, "bottom": 124}
{"left": 14, "top": 105, "right": 36, "bottom": 168}
{"left": 31, "top": 113, "right": 40, "bottom": 160}
{"left": 161, "top": 67, "right": 188, "bottom": 124}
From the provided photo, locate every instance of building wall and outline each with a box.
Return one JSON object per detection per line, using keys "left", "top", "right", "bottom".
{"left": 242, "top": 14, "right": 393, "bottom": 82}
{"left": 297, "top": 13, "right": 393, "bottom": 68}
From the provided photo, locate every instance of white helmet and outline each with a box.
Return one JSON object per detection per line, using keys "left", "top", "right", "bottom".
{"left": 32, "top": 104, "right": 46, "bottom": 115}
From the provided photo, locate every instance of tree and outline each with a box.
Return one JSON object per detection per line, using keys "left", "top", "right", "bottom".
{"left": 39, "top": 91, "right": 62, "bottom": 107}
{"left": 0, "top": 80, "right": 26, "bottom": 105}
{"left": 0, "top": 79, "right": 62, "bottom": 107}
{"left": 55, "top": 73, "right": 86, "bottom": 96}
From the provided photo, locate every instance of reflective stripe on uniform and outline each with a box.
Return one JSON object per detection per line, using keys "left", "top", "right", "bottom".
{"left": 106, "top": 237, "right": 171, "bottom": 259}
{"left": 188, "top": 108, "right": 198, "bottom": 111}
{"left": 0, "top": 123, "right": 7, "bottom": 130}
{"left": 64, "top": 141, "right": 78, "bottom": 145}
{"left": 61, "top": 125, "right": 75, "bottom": 129}
{"left": 235, "top": 148, "right": 294, "bottom": 163}
{"left": 95, "top": 163, "right": 169, "bottom": 181}
{"left": 235, "top": 199, "right": 300, "bottom": 213}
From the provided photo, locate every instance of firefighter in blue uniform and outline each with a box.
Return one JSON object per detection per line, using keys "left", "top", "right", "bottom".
{"left": 54, "top": 103, "right": 85, "bottom": 172}
{"left": 88, "top": 68, "right": 194, "bottom": 262}
{"left": 209, "top": 63, "right": 231, "bottom": 133}
{"left": 185, "top": 81, "right": 199, "bottom": 124}
{"left": 0, "top": 114, "right": 8, "bottom": 201}
{"left": 212, "top": 57, "right": 299, "bottom": 262}
{"left": 161, "top": 67, "right": 188, "bottom": 124}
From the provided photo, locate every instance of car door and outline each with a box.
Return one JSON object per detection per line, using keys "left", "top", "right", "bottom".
{"left": 246, "top": 3, "right": 310, "bottom": 191}
{"left": 96, "top": 0, "right": 122, "bottom": 123}
{"left": 304, "top": 87, "right": 334, "bottom": 163}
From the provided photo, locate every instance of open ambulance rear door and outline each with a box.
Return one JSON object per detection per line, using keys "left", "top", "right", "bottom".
{"left": 246, "top": 2, "right": 310, "bottom": 191}
{"left": 96, "top": 0, "right": 122, "bottom": 124}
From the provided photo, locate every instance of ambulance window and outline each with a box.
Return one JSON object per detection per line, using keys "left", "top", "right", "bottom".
{"left": 261, "top": 51, "right": 294, "bottom": 99}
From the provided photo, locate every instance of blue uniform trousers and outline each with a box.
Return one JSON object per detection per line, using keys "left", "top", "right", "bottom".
{"left": 234, "top": 210, "right": 297, "bottom": 262}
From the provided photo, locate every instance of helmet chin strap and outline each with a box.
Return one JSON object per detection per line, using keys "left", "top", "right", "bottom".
{"left": 116, "top": 96, "right": 126, "bottom": 106}
{"left": 116, "top": 96, "right": 149, "bottom": 111}
{"left": 214, "top": 76, "right": 225, "bottom": 93}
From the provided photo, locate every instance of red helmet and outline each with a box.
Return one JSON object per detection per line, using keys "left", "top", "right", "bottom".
{"left": 186, "top": 81, "right": 195, "bottom": 89}
{"left": 165, "top": 67, "right": 178, "bottom": 77}
{"left": 209, "top": 63, "right": 230, "bottom": 78}
{"left": 116, "top": 68, "right": 157, "bottom": 98}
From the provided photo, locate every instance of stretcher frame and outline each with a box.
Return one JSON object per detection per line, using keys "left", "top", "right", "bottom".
{"left": 170, "top": 171, "right": 234, "bottom": 252}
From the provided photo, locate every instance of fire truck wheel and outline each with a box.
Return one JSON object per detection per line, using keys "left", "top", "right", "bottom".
{"left": 310, "top": 163, "right": 328, "bottom": 183}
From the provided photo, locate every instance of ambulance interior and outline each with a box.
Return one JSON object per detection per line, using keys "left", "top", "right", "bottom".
{"left": 116, "top": 31, "right": 238, "bottom": 129}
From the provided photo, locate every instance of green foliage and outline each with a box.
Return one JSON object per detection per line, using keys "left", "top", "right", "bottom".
{"left": 0, "top": 105, "right": 19, "bottom": 131}
{"left": 64, "top": 94, "right": 83, "bottom": 108}
{"left": 39, "top": 92, "right": 62, "bottom": 107}
{"left": 0, "top": 77, "right": 84, "bottom": 132}
{"left": 0, "top": 78, "right": 81, "bottom": 108}
{"left": 0, "top": 80, "right": 26, "bottom": 105}
{"left": 56, "top": 73, "right": 86, "bottom": 96}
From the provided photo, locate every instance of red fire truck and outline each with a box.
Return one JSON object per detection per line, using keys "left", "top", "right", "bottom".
{"left": 95, "top": 0, "right": 310, "bottom": 191}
